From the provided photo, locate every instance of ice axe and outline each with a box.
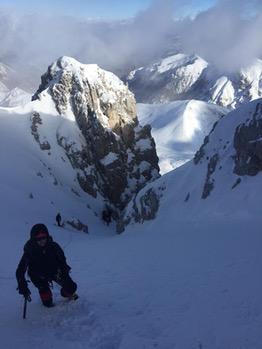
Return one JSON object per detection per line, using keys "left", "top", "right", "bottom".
{"left": 23, "top": 294, "right": 31, "bottom": 319}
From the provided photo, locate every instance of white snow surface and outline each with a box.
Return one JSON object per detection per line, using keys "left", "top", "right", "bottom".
{"left": 0, "top": 96, "right": 261, "bottom": 348}
{"left": 0, "top": 81, "right": 261, "bottom": 347}
{"left": 137, "top": 100, "right": 228, "bottom": 174}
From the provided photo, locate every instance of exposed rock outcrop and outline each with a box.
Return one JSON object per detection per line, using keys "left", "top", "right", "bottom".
{"left": 30, "top": 112, "right": 51, "bottom": 151}
{"left": 233, "top": 103, "right": 262, "bottom": 176}
{"left": 32, "top": 57, "right": 159, "bottom": 211}
{"left": 116, "top": 185, "right": 164, "bottom": 233}
{"left": 202, "top": 153, "right": 219, "bottom": 199}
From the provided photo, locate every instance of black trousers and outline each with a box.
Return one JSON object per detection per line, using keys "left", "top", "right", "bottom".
{"left": 29, "top": 270, "right": 77, "bottom": 296}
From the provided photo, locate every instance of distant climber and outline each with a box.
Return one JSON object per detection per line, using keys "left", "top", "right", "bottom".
{"left": 102, "top": 207, "right": 112, "bottom": 226}
{"left": 16, "top": 223, "right": 78, "bottom": 307}
{"left": 56, "top": 213, "right": 62, "bottom": 227}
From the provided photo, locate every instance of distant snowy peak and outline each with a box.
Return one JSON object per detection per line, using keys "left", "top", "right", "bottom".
{"left": 0, "top": 62, "right": 32, "bottom": 107}
{"left": 209, "top": 59, "right": 262, "bottom": 108}
{"left": 0, "top": 87, "right": 31, "bottom": 107}
{"left": 127, "top": 54, "right": 262, "bottom": 109}
{"left": 31, "top": 56, "right": 159, "bottom": 210}
{"left": 127, "top": 53, "right": 208, "bottom": 104}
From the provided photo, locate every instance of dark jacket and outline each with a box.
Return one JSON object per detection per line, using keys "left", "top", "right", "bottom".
{"left": 56, "top": 214, "right": 61, "bottom": 222}
{"left": 16, "top": 236, "right": 71, "bottom": 286}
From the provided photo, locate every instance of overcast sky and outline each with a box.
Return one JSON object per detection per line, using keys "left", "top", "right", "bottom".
{"left": 0, "top": 0, "right": 261, "bottom": 89}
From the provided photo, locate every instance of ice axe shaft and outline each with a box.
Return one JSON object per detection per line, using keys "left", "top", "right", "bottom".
{"left": 23, "top": 295, "right": 31, "bottom": 319}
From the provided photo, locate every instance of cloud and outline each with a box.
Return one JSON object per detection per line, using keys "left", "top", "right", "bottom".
{"left": 0, "top": 0, "right": 261, "bottom": 90}
{"left": 177, "top": 0, "right": 262, "bottom": 72}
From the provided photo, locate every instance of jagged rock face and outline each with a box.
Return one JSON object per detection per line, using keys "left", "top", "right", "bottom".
{"left": 32, "top": 57, "right": 159, "bottom": 209}
{"left": 31, "top": 112, "right": 51, "bottom": 151}
{"left": 233, "top": 103, "right": 262, "bottom": 176}
{"left": 193, "top": 100, "right": 262, "bottom": 200}
{"left": 116, "top": 185, "right": 164, "bottom": 233}
{"left": 201, "top": 153, "right": 219, "bottom": 199}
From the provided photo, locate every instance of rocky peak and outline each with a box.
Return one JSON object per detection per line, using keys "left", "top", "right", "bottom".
{"left": 32, "top": 56, "right": 159, "bottom": 211}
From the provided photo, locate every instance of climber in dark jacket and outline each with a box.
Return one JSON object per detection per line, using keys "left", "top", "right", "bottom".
{"left": 16, "top": 223, "right": 77, "bottom": 307}
{"left": 56, "top": 213, "right": 62, "bottom": 227}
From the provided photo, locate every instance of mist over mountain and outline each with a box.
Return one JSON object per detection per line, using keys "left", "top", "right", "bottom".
{"left": 0, "top": 0, "right": 261, "bottom": 90}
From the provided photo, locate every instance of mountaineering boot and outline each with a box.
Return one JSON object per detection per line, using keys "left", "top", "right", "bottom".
{"left": 69, "top": 293, "right": 79, "bottom": 301}
{"left": 39, "top": 288, "right": 54, "bottom": 307}
{"left": 60, "top": 288, "right": 79, "bottom": 300}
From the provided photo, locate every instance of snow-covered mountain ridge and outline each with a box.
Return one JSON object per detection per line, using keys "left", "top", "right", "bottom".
{"left": 118, "top": 98, "right": 262, "bottom": 231}
{"left": 127, "top": 53, "right": 262, "bottom": 109}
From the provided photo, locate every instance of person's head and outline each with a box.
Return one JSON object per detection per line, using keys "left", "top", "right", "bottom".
{"left": 30, "top": 224, "right": 49, "bottom": 247}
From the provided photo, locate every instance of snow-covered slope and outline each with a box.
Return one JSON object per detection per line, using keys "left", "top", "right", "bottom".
{"left": 0, "top": 100, "right": 261, "bottom": 349}
{"left": 0, "top": 100, "right": 104, "bottom": 231}
{"left": 138, "top": 100, "right": 228, "bottom": 173}
{"left": 1, "top": 216, "right": 261, "bottom": 349}
{"left": 127, "top": 54, "right": 262, "bottom": 109}
{"left": 121, "top": 99, "right": 262, "bottom": 229}
{"left": 0, "top": 64, "right": 261, "bottom": 349}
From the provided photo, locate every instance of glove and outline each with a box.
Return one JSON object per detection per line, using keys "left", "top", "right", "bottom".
{"left": 18, "top": 281, "right": 31, "bottom": 299}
